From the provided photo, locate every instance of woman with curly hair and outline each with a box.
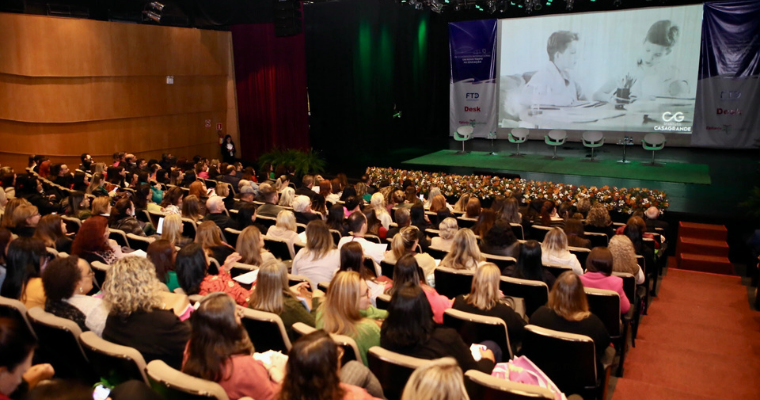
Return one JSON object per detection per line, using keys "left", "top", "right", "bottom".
{"left": 608, "top": 235, "right": 645, "bottom": 284}
{"left": 183, "top": 293, "right": 279, "bottom": 400}
{"left": 102, "top": 256, "right": 190, "bottom": 369}
{"left": 585, "top": 204, "right": 615, "bottom": 238}
{"left": 159, "top": 186, "right": 183, "bottom": 215}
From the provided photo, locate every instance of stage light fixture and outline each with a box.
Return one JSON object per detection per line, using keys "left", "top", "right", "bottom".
{"left": 613, "top": 0, "right": 622, "bottom": 7}
{"left": 149, "top": 1, "right": 164, "bottom": 11}
{"left": 565, "top": 0, "right": 573, "bottom": 10}
{"left": 143, "top": 10, "right": 161, "bottom": 22}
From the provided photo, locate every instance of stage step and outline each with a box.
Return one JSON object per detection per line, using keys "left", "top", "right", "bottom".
{"left": 678, "top": 222, "right": 727, "bottom": 242}
{"left": 677, "top": 253, "right": 734, "bottom": 275}
{"left": 676, "top": 237, "right": 729, "bottom": 258}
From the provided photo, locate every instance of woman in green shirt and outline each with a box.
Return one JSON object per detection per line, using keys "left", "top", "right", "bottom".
{"left": 147, "top": 239, "right": 180, "bottom": 292}
{"left": 248, "top": 260, "right": 324, "bottom": 342}
{"left": 316, "top": 271, "right": 388, "bottom": 366}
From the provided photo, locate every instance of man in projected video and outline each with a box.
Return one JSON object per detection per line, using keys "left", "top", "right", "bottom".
{"left": 521, "top": 31, "right": 587, "bottom": 107}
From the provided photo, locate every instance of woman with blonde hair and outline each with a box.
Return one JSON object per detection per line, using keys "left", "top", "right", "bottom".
{"left": 292, "top": 220, "right": 340, "bottom": 285}
{"left": 181, "top": 195, "right": 204, "bottom": 222}
{"left": 317, "top": 271, "right": 386, "bottom": 366}
{"left": 184, "top": 293, "right": 279, "bottom": 400}
{"left": 160, "top": 214, "right": 192, "bottom": 248}
{"left": 430, "top": 217, "right": 458, "bottom": 250}
{"left": 440, "top": 228, "right": 485, "bottom": 271}
{"left": 102, "top": 256, "right": 190, "bottom": 369}
{"left": 195, "top": 221, "right": 235, "bottom": 263}
{"left": 235, "top": 226, "right": 275, "bottom": 266}
{"left": 383, "top": 226, "right": 436, "bottom": 280}
{"left": 452, "top": 194, "right": 470, "bottom": 213}
{"left": 499, "top": 197, "right": 522, "bottom": 224}
{"left": 11, "top": 204, "right": 40, "bottom": 238}
{"left": 369, "top": 192, "right": 392, "bottom": 230}
{"left": 1, "top": 198, "right": 30, "bottom": 229}
{"left": 541, "top": 228, "right": 582, "bottom": 275}
{"left": 608, "top": 235, "right": 645, "bottom": 284}
{"left": 401, "top": 358, "right": 469, "bottom": 400}
{"left": 585, "top": 204, "right": 614, "bottom": 237}
{"left": 275, "top": 175, "right": 291, "bottom": 193}
{"left": 91, "top": 196, "right": 111, "bottom": 217}
{"left": 452, "top": 263, "right": 526, "bottom": 353}
{"left": 266, "top": 210, "right": 302, "bottom": 259}
{"left": 278, "top": 187, "right": 295, "bottom": 208}
{"left": 249, "top": 260, "right": 323, "bottom": 341}
{"left": 529, "top": 272, "right": 611, "bottom": 368}
{"left": 86, "top": 173, "right": 108, "bottom": 197}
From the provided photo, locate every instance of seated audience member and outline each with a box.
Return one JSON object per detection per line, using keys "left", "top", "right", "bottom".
{"left": 235, "top": 202, "right": 266, "bottom": 232}
{"left": 160, "top": 186, "right": 183, "bottom": 215}
{"left": 541, "top": 228, "right": 583, "bottom": 275}
{"left": 187, "top": 180, "right": 207, "bottom": 202}
{"left": 66, "top": 191, "right": 91, "bottom": 220}
{"left": 292, "top": 220, "right": 341, "bottom": 286}
{"left": 431, "top": 217, "right": 458, "bottom": 251}
{"left": 369, "top": 193, "right": 392, "bottom": 230}
{"left": 293, "top": 195, "right": 322, "bottom": 225}
{"left": 109, "top": 198, "right": 149, "bottom": 237}
{"left": 383, "top": 226, "right": 436, "bottom": 280}
{"left": 51, "top": 163, "right": 73, "bottom": 189}
{"left": 363, "top": 208, "right": 386, "bottom": 240}
{"left": 326, "top": 204, "right": 348, "bottom": 237}
{"left": 86, "top": 173, "right": 109, "bottom": 197}
{"left": 401, "top": 358, "right": 469, "bottom": 400}
{"left": 439, "top": 229, "right": 485, "bottom": 271}
{"left": 0, "top": 317, "right": 55, "bottom": 399}
{"left": 90, "top": 196, "right": 111, "bottom": 218}
{"left": 1, "top": 198, "right": 29, "bottom": 230}
{"left": 219, "top": 165, "right": 242, "bottom": 189}
{"left": 479, "top": 220, "right": 519, "bottom": 259}
{"left": 256, "top": 185, "right": 284, "bottom": 218}
{"left": 387, "top": 189, "right": 405, "bottom": 213}
{"left": 337, "top": 212, "right": 387, "bottom": 265}
{"left": 295, "top": 174, "right": 319, "bottom": 201}
{"left": 2, "top": 238, "right": 47, "bottom": 309}
{"left": 580, "top": 247, "right": 631, "bottom": 314}
{"left": 464, "top": 198, "right": 481, "bottom": 219}
{"left": 530, "top": 272, "right": 612, "bottom": 369}
{"left": 33, "top": 214, "right": 72, "bottom": 253}
{"left": 608, "top": 235, "right": 645, "bottom": 284}
{"left": 343, "top": 196, "right": 362, "bottom": 217}
{"left": 339, "top": 242, "right": 384, "bottom": 303}
{"left": 428, "top": 194, "right": 451, "bottom": 215}
{"left": 183, "top": 292, "right": 279, "bottom": 400}
{"left": 385, "top": 254, "right": 451, "bottom": 324}
{"left": 11, "top": 204, "right": 40, "bottom": 238}
{"left": 452, "top": 263, "right": 526, "bottom": 353}
{"left": 42, "top": 256, "right": 108, "bottom": 336}
{"left": 235, "top": 226, "right": 275, "bottom": 266}
{"left": 202, "top": 196, "right": 238, "bottom": 231}
{"left": 0, "top": 228, "right": 11, "bottom": 286}
{"left": 317, "top": 271, "right": 387, "bottom": 366}
{"left": 471, "top": 208, "right": 496, "bottom": 238}
{"left": 14, "top": 175, "right": 58, "bottom": 217}
{"left": 148, "top": 239, "right": 180, "bottom": 292}
{"left": 181, "top": 195, "right": 204, "bottom": 222}
{"left": 279, "top": 330, "right": 384, "bottom": 400}
{"left": 71, "top": 216, "right": 123, "bottom": 264}
{"left": 176, "top": 243, "right": 250, "bottom": 306}
{"left": 250, "top": 260, "right": 324, "bottom": 342}
{"left": 505, "top": 241, "right": 555, "bottom": 288}
{"left": 340, "top": 185, "right": 358, "bottom": 204}
{"left": 381, "top": 283, "right": 496, "bottom": 372}
{"left": 564, "top": 218, "right": 592, "bottom": 249}
{"left": 585, "top": 204, "right": 615, "bottom": 238}
{"left": 645, "top": 206, "right": 669, "bottom": 239}
{"left": 214, "top": 182, "right": 236, "bottom": 211}
{"left": 279, "top": 187, "right": 296, "bottom": 209}
{"left": 160, "top": 214, "right": 192, "bottom": 248}
{"left": 410, "top": 203, "right": 431, "bottom": 232}
{"left": 498, "top": 197, "right": 522, "bottom": 224}
{"left": 623, "top": 216, "right": 658, "bottom": 265}
{"left": 195, "top": 221, "right": 235, "bottom": 265}
{"left": 266, "top": 210, "right": 302, "bottom": 259}
{"left": 195, "top": 162, "right": 209, "bottom": 180}
{"left": 385, "top": 207, "right": 410, "bottom": 239}
{"left": 235, "top": 185, "right": 256, "bottom": 208}
{"left": 102, "top": 257, "right": 190, "bottom": 370}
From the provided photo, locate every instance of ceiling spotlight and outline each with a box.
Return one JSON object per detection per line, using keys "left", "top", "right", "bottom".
{"left": 143, "top": 10, "right": 161, "bottom": 22}
{"left": 613, "top": 0, "right": 622, "bottom": 7}
{"left": 149, "top": 2, "right": 165, "bottom": 11}
{"left": 565, "top": 0, "right": 573, "bottom": 10}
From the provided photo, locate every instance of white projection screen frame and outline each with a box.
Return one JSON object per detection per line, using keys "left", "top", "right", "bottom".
{"left": 496, "top": 5, "right": 703, "bottom": 134}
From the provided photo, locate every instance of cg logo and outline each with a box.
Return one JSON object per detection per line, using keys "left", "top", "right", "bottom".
{"left": 662, "top": 111, "right": 684, "bottom": 122}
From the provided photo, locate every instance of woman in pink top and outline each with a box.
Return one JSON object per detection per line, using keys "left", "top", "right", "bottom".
{"left": 279, "top": 330, "right": 382, "bottom": 400}
{"left": 384, "top": 254, "right": 452, "bottom": 324}
{"left": 579, "top": 247, "right": 631, "bottom": 314}
{"left": 183, "top": 292, "right": 280, "bottom": 400}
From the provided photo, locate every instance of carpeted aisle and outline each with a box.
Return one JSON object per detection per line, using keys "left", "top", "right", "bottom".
{"left": 612, "top": 269, "right": 760, "bottom": 400}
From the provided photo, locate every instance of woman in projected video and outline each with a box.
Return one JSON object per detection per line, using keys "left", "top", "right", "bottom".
{"left": 593, "top": 20, "right": 690, "bottom": 102}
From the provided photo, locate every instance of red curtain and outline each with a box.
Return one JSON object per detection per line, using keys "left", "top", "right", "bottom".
{"left": 231, "top": 24, "right": 310, "bottom": 161}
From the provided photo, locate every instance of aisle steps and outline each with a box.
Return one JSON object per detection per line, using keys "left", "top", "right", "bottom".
{"left": 675, "top": 222, "right": 733, "bottom": 275}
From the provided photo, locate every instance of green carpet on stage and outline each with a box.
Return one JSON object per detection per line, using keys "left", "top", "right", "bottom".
{"left": 402, "top": 150, "right": 711, "bottom": 185}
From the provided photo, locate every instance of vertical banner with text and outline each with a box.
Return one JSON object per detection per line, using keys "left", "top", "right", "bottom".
{"left": 692, "top": 0, "right": 760, "bottom": 148}
{"left": 449, "top": 20, "right": 498, "bottom": 138}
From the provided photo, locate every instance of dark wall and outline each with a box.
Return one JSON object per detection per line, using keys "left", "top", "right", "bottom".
{"left": 304, "top": 0, "right": 450, "bottom": 171}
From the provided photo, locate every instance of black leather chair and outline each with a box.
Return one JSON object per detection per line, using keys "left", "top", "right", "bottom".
{"left": 239, "top": 308, "right": 292, "bottom": 353}
{"left": 443, "top": 309, "right": 513, "bottom": 359}
{"left": 367, "top": 347, "right": 428, "bottom": 400}
{"left": 433, "top": 267, "right": 474, "bottom": 299}
{"left": 464, "top": 370, "right": 555, "bottom": 400}
{"left": 80, "top": 332, "right": 149, "bottom": 385}
{"left": 264, "top": 237, "right": 293, "bottom": 261}
{"left": 499, "top": 276, "right": 549, "bottom": 317}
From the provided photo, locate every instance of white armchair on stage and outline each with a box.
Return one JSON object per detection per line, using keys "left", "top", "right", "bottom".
{"left": 454, "top": 125, "right": 474, "bottom": 154}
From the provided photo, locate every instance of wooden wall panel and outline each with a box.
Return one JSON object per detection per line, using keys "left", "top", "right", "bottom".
{"left": 0, "top": 13, "right": 230, "bottom": 77}
{"left": 0, "top": 74, "right": 227, "bottom": 122}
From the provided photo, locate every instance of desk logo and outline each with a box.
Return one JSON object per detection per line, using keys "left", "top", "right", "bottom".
{"left": 716, "top": 108, "right": 741, "bottom": 116}
{"left": 464, "top": 106, "right": 481, "bottom": 112}
{"left": 662, "top": 111, "right": 684, "bottom": 122}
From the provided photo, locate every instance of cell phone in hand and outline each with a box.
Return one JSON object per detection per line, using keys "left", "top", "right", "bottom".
{"left": 92, "top": 384, "right": 111, "bottom": 400}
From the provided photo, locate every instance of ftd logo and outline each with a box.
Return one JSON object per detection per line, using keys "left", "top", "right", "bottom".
{"left": 464, "top": 106, "right": 481, "bottom": 112}
{"left": 465, "top": 93, "right": 479, "bottom": 99}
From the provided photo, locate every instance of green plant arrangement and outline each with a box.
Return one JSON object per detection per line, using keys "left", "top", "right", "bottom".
{"left": 257, "top": 148, "right": 326, "bottom": 178}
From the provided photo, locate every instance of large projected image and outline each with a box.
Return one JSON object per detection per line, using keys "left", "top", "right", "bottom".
{"left": 497, "top": 5, "right": 702, "bottom": 133}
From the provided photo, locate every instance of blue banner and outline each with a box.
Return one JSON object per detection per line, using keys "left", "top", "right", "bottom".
{"left": 449, "top": 20, "right": 498, "bottom": 138}
{"left": 692, "top": 0, "right": 760, "bottom": 148}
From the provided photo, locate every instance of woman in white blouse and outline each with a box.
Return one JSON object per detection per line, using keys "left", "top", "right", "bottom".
{"left": 541, "top": 228, "right": 582, "bottom": 275}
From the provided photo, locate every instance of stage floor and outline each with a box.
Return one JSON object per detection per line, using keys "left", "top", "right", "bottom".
{"left": 404, "top": 149, "right": 711, "bottom": 185}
